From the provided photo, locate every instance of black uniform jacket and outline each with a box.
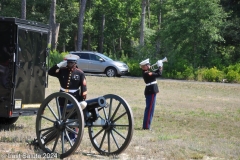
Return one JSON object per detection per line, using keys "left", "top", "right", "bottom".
{"left": 142, "top": 69, "right": 162, "bottom": 95}
{"left": 48, "top": 65, "right": 87, "bottom": 97}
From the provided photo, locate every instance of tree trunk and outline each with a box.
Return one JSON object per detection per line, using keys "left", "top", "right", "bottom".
{"left": 147, "top": 0, "right": 150, "bottom": 28}
{"left": 77, "top": 0, "right": 87, "bottom": 51}
{"left": 74, "top": 34, "right": 77, "bottom": 51}
{"left": 53, "top": 23, "right": 60, "bottom": 50}
{"left": 62, "top": 43, "right": 65, "bottom": 52}
{"left": 87, "top": 33, "right": 91, "bottom": 50}
{"left": 21, "top": 0, "right": 26, "bottom": 19}
{"left": 118, "top": 37, "right": 122, "bottom": 50}
{"left": 156, "top": 0, "right": 163, "bottom": 54}
{"left": 50, "top": 0, "right": 57, "bottom": 51}
{"left": 140, "top": 0, "right": 147, "bottom": 46}
{"left": 99, "top": 14, "right": 105, "bottom": 53}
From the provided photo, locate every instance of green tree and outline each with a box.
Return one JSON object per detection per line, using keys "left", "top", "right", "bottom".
{"left": 160, "top": 0, "right": 227, "bottom": 68}
{"left": 220, "top": 0, "right": 240, "bottom": 64}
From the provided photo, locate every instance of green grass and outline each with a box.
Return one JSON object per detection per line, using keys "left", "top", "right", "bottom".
{"left": 0, "top": 75, "right": 240, "bottom": 160}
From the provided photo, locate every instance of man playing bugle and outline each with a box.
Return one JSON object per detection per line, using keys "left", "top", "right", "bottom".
{"left": 139, "top": 58, "right": 164, "bottom": 130}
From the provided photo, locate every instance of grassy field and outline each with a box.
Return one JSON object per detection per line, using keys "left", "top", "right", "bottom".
{"left": 0, "top": 75, "right": 240, "bottom": 160}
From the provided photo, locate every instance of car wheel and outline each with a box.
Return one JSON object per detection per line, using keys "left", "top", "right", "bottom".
{"left": 106, "top": 67, "right": 116, "bottom": 77}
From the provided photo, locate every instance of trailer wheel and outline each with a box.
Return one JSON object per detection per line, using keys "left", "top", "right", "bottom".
{"left": 36, "top": 92, "right": 84, "bottom": 159}
{"left": 0, "top": 117, "right": 19, "bottom": 125}
{"left": 88, "top": 94, "right": 134, "bottom": 156}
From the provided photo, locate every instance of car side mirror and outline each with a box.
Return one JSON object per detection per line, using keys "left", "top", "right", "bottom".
{"left": 99, "top": 58, "right": 104, "bottom": 62}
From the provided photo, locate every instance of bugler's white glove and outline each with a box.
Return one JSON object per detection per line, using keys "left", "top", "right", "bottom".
{"left": 157, "top": 60, "right": 163, "bottom": 67}
{"left": 57, "top": 61, "right": 67, "bottom": 68}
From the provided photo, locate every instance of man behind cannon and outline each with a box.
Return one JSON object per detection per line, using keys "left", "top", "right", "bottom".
{"left": 48, "top": 54, "right": 87, "bottom": 102}
{"left": 48, "top": 54, "right": 87, "bottom": 141}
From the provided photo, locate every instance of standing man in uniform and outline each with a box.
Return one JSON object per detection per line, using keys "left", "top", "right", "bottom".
{"left": 48, "top": 54, "right": 87, "bottom": 141}
{"left": 48, "top": 54, "right": 87, "bottom": 102}
{"left": 139, "top": 58, "right": 163, "bottom": 130}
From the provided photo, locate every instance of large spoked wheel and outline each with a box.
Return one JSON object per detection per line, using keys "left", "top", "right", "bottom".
{"left": 36, "top": 92, "right": 84, "bottom": 159}
{"left": 88, "top": 94, "right": 134, "bottom": 156}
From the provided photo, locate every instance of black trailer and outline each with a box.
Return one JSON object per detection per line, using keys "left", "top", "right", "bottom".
{"left": 0, "top": 17, "right": 49, "bottom": 124}
{"left": 0, "top": 17, "right": 133, "bottom": 159}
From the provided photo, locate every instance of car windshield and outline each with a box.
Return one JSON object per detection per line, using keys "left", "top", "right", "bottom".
{"left": 98, "top": 54, "right": 113, "bottom": 61}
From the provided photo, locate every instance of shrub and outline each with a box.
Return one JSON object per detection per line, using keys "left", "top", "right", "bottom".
{"left": 195, "top": 68, "right": 205, "bottom": 81}
{"left": 127, "top": 61, "right": 142, "bottom": 77}
{"left": 202, "top": 67, "right": 224, "bottom": 82}
{"left": 182, "top": 65, "right": 195, "bottom": 80}
{"left": 223, "top": 63, "right": 240, "bottom": 83}
{"left": 226, "top": 70, "right": 239, "bottom": 83}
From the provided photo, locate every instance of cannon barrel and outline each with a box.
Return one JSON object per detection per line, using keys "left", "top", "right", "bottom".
{"left": 85, "top": 96, "right": 106, "bottom": 110}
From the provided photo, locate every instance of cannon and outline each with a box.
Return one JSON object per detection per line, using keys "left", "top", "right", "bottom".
{"left": 36, "top": 92, "right": 134, "bottom": 158}
{"left": 0, "top": 17, "right": 134, "bottom": 159}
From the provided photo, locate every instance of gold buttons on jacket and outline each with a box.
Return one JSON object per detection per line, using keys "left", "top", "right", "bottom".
{"left": 66, "top": 71, "right": 72, "bottom": 89}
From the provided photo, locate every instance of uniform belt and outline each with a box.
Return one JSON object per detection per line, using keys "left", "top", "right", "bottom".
{"left": 60, "top": 87, "right": 79, "bottom": 93}
{"left": 146, "top": 81, "right": 157, "bottom": 86}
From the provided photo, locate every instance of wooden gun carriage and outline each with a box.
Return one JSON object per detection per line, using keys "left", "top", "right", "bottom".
{"left": 0, "top": 17, "right": 134, "bottom": 159}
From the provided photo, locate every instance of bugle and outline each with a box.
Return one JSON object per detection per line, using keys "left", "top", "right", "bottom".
{"left": 150, "top": 57, "right": 168, "bottom": 71}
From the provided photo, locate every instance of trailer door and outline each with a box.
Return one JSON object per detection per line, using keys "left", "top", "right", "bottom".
{"left": 14, "top": 25, "right": 49, "bottom": 111}
{"left": 0, "top": 21, "right": 16, "bottom": 118}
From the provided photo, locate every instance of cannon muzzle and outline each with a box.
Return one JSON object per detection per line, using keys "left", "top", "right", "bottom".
{"left": 85, "top": 96, "right": 106, "bottom": 110}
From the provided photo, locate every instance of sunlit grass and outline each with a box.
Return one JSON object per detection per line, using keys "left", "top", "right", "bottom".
{"left": 0, "top": 75, "right": 240, "bottom": 159}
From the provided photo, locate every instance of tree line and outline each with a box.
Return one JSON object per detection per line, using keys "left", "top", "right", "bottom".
{"left": 0, "top": 0, "right": 240, "bottom": 82}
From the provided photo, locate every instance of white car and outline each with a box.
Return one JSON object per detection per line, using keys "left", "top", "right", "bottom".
{"left": 67, "top": 51, "right": 129, "bottom": 77}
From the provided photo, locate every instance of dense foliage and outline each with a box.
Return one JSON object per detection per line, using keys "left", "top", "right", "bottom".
{"left": 0, "top": 0, "right": 239, "bottom": 82}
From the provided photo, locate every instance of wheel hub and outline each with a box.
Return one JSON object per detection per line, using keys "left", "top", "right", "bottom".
{"left": 54, "top": 120, "right": 65, "bottom": 131}
{"left": 103, "top": 120, "right": 113, "bottom": 131}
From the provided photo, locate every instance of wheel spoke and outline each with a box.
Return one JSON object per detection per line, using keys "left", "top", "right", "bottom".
{"left": 39, "top": 126, "right": 55, "bottom": 132}
{"left": 108, "top": 98, "right": 113, "bottom": 120}
{"left": 108, "top": 131, "right": 111, "bottom": 153}
{"left": 92, "top": 128, "right": 105, "bottom": 139}
{"left": 99, "top": 130, "right": 107, "bottom": 149}
{"left": 65, "top": 119, "right": 79, "bottom": 127}
{"left": 41, "top": 115, "right": 55, "bottom": 123}
{"left": 52, "top": 132, "right": 60, "bottom": 152}
{"left": 110, "top": 130, "right": 120, "bottom": 149}
{"left": 46, "top": 104, "right": 58, "bottom": 120}
{"left": 61, "top": 131, "right": 65, "bottom": 154}
{"left": 66, "top": 126, "right": 77, "bottom": 135}
{"left": 64, "top": 129, "right": 74, "bottom": 147}
{"left": 114, "top": 124, "right": 129, "bottom": 127}
{"left": 112, "top": 112, "right": 127, "bottom": 123}
{"left": 65, "top": 108, "right": 77, "bottom": 119}
{"left": 112, "top": 128, "right": 126, "bottom": 139}
{"left": 103, "top": 107, "right": 108, "bottom": 120}
{"left": 61, "top": 98, "right": 68, "bottom": 120}
{"left": 55, "top": 97, "right": 62, "bottom": 120}
{"left": 110, "top": 102, "right": 121, "bottom": 121}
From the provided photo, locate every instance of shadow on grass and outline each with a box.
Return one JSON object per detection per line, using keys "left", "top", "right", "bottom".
{"left": 0, "top": 124, "right": 24, "bottom": 131}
